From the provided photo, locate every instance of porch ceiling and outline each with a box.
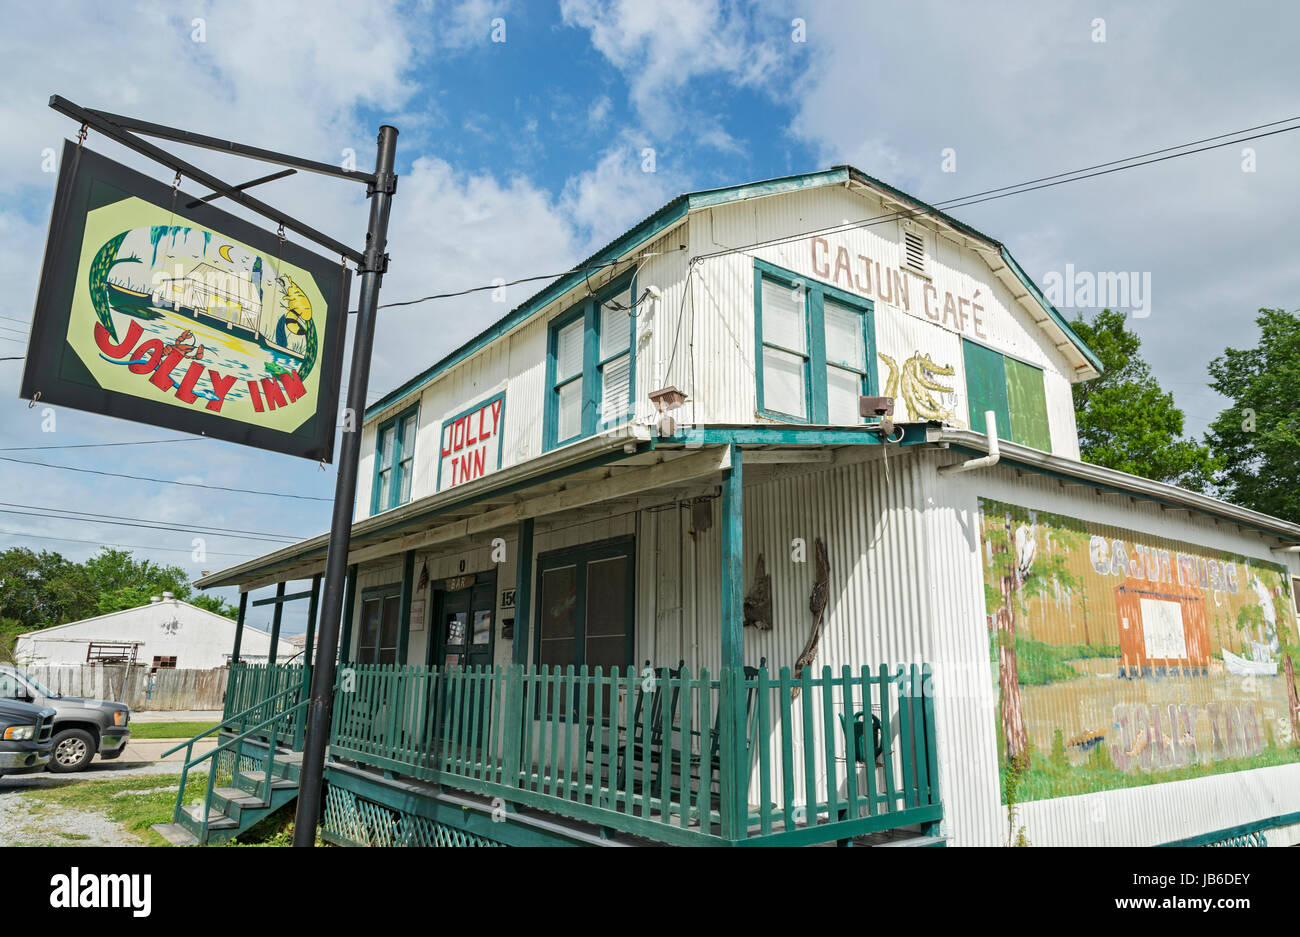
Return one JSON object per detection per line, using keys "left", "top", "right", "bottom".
{"left": 197, "top": 424, "right": 915, "bottom": 592}
{"left": 196, "top": 429, "right": 736, "bottom": 592}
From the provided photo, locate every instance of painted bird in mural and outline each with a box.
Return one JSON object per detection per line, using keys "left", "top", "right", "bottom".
{"left": 274, "top": 274, "right": 313, "bottom": 346}
{"left": 1013, "top": 524, "right": 1037, "bottom": 583}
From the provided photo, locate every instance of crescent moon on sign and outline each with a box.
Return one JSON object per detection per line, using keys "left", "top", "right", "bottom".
{"left": 218, "top": 244, "right": 236, "bottom": 263}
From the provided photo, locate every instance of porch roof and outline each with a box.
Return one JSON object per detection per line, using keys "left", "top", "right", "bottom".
{"left": 930, "top": 426, "right": 1300, "bottom": 546}
{"left": 195, "top": 423, "right": 923, "bottom": 591}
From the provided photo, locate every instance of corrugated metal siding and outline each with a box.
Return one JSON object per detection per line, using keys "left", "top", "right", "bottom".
{"left": 682, "top": 185, "right": 1081, "bottom": 454}
{"left": 931, "top": 451, "right": 1300, "bottom": 846}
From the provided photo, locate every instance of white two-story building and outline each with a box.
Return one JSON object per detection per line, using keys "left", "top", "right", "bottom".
{"left": 195, "top": 166, "right": 1300, "bottom": 848}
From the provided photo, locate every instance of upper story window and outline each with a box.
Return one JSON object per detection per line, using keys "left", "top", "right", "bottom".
{"left": 545, "top": 275, "right": 636, "bottom": 450}
{"left": 753, "top": 260, "right": 875, "bottom": 424}
{"left": 961, "top": 338, "right": 1052, "bottom": 451}
{"left": 372, "top": 404, "right": 419, "bottom": 514}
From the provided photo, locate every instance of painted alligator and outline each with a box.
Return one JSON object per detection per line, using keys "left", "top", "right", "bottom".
{"left": 878, "top": 350, "right": 962, "bottom": 424}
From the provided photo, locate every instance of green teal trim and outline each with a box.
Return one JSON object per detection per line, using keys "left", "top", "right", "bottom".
{"left": 997, "top": 248, "right": 1105, "bottom": 376}
{"left": 397, "top": 550, "right": 415, "bottom": 664}
{"left": 512, "top": 518, "right": 534, "bottom": 666}
{"left": 370, "top": 402, "right": 420, "bottom": 516}
{"left": 719, "top": 444, "right": 745, "bottom": 840}
{"left": 338, "top": 564, "right": 357, "bottom": 665}
{"left": 1158, "top": 810, "right": 1300, "bottom": 847}
{"left": 661, "top": 425, "right": 928, "bottom": 446}
{"left": 752, "top": 258, "right": 876, "bottom": 426}
{"left": 435, "top": 390, "right": 506, "bottom": 493}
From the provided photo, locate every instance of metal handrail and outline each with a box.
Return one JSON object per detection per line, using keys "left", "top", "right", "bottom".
{"left": 172, "top": 689, "right": 307, "bottom": 843}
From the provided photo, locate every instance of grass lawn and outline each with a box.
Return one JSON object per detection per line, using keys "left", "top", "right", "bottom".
{"left": 129, "top": 721, "right": 220, "bottom": 740}
{"left": 15, "top": 773, "right": 318, "bottom": 846}
{"left": 18, "top": 772, "right": 209, "bottom": 845}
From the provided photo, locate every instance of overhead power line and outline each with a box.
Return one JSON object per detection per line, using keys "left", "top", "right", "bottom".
{"left": 0, "top": 436, "right": 209, "bottom": 452}
{"left": 0, "top": 454, "right": 333, "bottom": 501}
{"left": 347, "top": 115, "right": 1300, "bottom": 310}
{"left": 0, "top": 526, "right": 254, "bottom": 559}
{"left": 693, "top": 119, "right": 1300, "bottom": 261}
{"left": 0, "top": 499, "right": 304, "bottom": 543}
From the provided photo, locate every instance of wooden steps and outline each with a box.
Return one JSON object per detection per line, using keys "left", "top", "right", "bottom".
{"left": 158, "top": 745, "right": 302, "bottom": 846}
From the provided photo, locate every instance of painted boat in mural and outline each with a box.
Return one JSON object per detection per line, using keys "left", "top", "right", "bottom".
{"left": 1221, "top": 648, "right": 1277, "bottom": 677}
{"left": 105, "top": 281, "right": 156, "bottom": 313}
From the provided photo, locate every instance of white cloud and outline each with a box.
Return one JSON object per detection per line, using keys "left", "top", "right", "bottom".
{"left": 559, "top": 0, "right": 789, "bottom": 136}
{"left": 560, "top": 144, "right": 682, "bottom": 249}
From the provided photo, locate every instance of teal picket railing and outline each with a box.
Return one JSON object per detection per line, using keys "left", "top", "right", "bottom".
{"left": 223, "top": 663, "right": 305, "bottom": 749}
{"left": 326, "top": 661, "right": 941, "bottom": 846}
{"left": 165, "top": 685, "right": 308, "bottom": 842}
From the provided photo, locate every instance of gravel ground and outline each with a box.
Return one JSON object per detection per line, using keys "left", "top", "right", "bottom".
{"left": 0, "top": 759, "right": 187, "bottom": 847}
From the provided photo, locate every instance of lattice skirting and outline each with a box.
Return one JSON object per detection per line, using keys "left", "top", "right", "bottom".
{"left": 322, "top": 784, "right": 505, "bottom": 847}
{"left": 1206, "top": 830, "right": 1268, "bottom": 847}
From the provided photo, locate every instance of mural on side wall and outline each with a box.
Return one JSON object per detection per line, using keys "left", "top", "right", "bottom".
{"left": 977, "top": 498, "right": 1300, "bottom": 803}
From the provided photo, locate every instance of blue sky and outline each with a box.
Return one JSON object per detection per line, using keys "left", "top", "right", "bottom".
{"left": 1, "top": 0, "right": 1298, "bottom": 634}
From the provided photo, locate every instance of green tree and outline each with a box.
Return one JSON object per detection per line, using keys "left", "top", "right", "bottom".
{"left": 1071, "top": 309, "right": 1214, "bottom": 490}
{"left": 0, "top": 548, "right": 93, "bottom": 629}
{"left": 1205, "top": 308, "right": 1300, "bottom": 524}
{"left": 189, "top": 592, "right": 237, "bottom": 618}
{"left": 0, "top": 546, "right": 236, "bottom": 632}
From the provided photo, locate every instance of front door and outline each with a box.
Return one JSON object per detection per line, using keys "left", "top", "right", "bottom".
{"left": 432, "top": 578, "right": 496, "bottom": 752}
{"left": 435, "top": 579, "right": 496, "bottom": 671}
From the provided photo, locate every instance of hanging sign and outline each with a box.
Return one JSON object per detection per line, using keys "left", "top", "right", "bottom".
{"left": 21, "top": 142, "right": 349, "bottom": 461}
{"left": 437, "top": 391, "right": 506, "bottom": 490}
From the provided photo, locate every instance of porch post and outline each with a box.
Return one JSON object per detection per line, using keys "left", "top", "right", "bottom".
{"left": 297, "top": 575, "right": 322, "bottom": 749}
{"left": 230, "top": 591, "right": 248, "bottom": 665}
{"left": 718, "top": 443, "right": 746, "bottom": 840}
{"left": 512, "top": 518, "right": 534, "bottom": 666}
{"left": 338, "top": 564, "right": 358, "bottom": 664}
{"left": 397, "top": 550, "right": 415, "bottom": 664}
{"left": 267, "top": 581, "right": 286, "bottom": 667}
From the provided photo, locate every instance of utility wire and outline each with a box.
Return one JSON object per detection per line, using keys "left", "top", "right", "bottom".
{"left": 0, "top": 436, "right": 208, "bottom": 452}
{"left": 693, "top": 121, "right": 1300, "bottom": 261}
{"left": 0, "top": 500, "right": 303, "bottom": 543}
{"left": 0, "top": 454, "right": 333, "bottom": 501}
{"left": 0, "top": 526, "right": 254, "bottom": 558}
{"left": 347, "top": 115, "right": 1300, "bottom": 310}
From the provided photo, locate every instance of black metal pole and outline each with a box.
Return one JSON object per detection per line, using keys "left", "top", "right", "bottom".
{"left": 292, "top": 124, "right": 398, "bottom": 847}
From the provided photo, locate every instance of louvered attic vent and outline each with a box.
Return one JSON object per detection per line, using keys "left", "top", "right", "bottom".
{"left": 903, "top": 229, "right": 927, "bottom": 275}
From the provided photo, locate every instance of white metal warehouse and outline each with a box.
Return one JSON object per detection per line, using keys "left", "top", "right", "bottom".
{"left": 197, "top": 166, "right": 1300, "bottom": 848}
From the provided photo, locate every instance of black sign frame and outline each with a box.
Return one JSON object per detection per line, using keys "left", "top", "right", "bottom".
{"left": 21, "top": 141, "right": 350, "bottom": 461}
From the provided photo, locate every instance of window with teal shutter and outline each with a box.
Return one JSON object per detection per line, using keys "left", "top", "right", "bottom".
{"left": 371, "top": 404, "right": 419, "bottom": 515}
{"left": 961, "top": 338, "right": 1051, "bottom": 451}
{"left": 544, "top": 274, "right": 636, "bottom": 451}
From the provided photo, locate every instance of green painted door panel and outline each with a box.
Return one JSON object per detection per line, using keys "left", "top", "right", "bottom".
{"left": 961, "top": 340, "right": 1010, "bottom": 440}
{"left": 1004, "top": 358, "right": 1052, "bottom": 451}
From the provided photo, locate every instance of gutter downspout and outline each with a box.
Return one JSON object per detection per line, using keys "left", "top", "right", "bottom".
{"left": 937, "top": 411, "right": 1001, "bottom": 476}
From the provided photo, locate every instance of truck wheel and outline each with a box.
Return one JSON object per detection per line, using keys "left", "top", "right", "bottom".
{"left": 49, "top": 728, "right": 96, "bottom": 773}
